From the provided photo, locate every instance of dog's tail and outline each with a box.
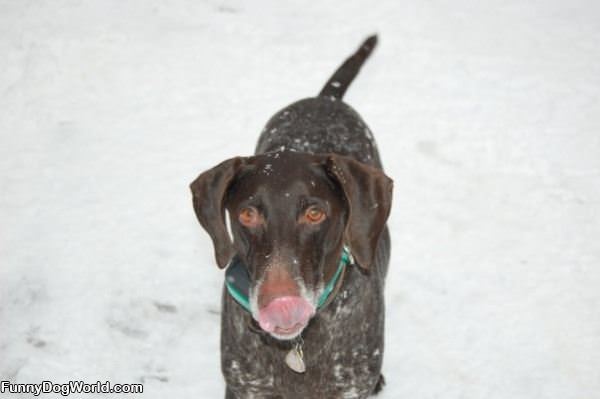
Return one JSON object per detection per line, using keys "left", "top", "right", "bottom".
{"left": 318, "top": 34, "right": 378, "bottom": 100}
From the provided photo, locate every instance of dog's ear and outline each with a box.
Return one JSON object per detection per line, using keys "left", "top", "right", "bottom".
{"left": 190, "top": 157, "right": 246, "bottom": 268}
{"left": 326, "top": 155, "right": 393, "bottom": 270}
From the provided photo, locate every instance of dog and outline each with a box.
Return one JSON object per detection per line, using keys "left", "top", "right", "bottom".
{"left": 190, "top": 35, "right": 393, "bottom": 399}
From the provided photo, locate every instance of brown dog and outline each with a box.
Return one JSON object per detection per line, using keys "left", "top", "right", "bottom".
{"left": 191, "top": 35, "right": 393, "bottom": 398}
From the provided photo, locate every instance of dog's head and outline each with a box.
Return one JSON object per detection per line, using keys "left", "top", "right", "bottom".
{"left": 190, "top": 151, "right": 392, "bottom": 340}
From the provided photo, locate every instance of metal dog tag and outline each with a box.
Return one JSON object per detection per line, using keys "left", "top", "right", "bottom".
{"left": 285, "top": 343, "right": 306, "bottom": 373}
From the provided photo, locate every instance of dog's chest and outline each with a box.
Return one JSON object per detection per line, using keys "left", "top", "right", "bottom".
{"left": 221, "top": 270, "right": 385, "bottom": 398}
{"left": 222, "top": 336, "right": 381, "bottom": 399}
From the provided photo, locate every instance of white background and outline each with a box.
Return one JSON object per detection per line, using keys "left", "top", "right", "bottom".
{"left": 1, "top": 1, "right": 599, "bottom": 398}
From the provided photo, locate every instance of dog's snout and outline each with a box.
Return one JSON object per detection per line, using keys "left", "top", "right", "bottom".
{"left": 257, "top": 265, "right": 300, "bottom": 309}
{"left": 255, "top": 264, "right": 314, "bottom": 338}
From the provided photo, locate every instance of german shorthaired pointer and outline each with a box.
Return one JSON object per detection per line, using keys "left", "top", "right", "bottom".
{"left": 190, "top": 35, "right": 393, "bottom": 398}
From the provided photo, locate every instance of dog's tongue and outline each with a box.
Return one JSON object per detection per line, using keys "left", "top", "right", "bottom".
{"left": 257, "top": 296, "right": 314, "bottom": 334}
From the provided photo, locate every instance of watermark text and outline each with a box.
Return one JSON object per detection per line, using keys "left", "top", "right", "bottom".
{"left": 1, "top": 380, "right": 143, "bottom": 396}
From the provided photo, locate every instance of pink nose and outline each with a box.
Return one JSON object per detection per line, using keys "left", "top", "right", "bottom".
{"left": 257, "top": 296, "right": 314, "bottom": 334}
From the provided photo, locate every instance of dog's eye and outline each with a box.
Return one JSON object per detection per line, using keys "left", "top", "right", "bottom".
{"left": 302, "top": 206, "right": 326, "bottom": 224}
{"left": 239, "top": 207, "right": 261, "bottom": 227}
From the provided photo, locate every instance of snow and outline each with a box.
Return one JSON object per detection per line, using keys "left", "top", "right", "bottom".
{"left": 1, "top": 0, "right": 599, "bottom": 398}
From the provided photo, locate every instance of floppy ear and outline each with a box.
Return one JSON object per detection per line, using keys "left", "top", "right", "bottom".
{"left": 326, "top": 155, "right": 393, "bottom": 270}
{"left": 190, "top": 157, "right": 246, "bottom": 268}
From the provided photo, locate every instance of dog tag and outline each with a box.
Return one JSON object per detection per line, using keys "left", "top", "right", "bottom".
{"left": 285, "top": 343, "right": 306, "bottom": 373}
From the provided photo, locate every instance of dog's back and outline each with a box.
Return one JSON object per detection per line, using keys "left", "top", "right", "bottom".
{"left": 255, "top": 35, "right": 383, "bottom": 169}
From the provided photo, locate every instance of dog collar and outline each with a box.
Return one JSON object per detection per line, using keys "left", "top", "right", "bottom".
{"left": 224, "top": 247, "right": 353, "bottom": 313}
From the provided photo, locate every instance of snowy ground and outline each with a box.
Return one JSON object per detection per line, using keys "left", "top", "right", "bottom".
{"left": 1, "top": 1, "right": 600, "bottom": 398}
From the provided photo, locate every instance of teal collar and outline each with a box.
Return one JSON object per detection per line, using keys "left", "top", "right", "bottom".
{"left": 225, "top": 247, "right": 353, "bottom": 313}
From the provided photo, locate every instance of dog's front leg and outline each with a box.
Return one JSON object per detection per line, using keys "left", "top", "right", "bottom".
{"left": 224, "top": 386, "right": 237, "bottom": 399}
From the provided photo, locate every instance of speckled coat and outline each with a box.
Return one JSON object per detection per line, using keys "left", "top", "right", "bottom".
{"left": 221, "top": 97, "right": 392, "bottom": 399}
